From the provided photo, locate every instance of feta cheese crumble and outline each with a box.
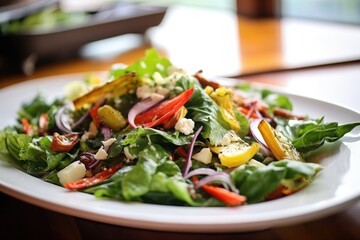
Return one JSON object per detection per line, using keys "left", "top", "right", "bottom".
{"left": 175, "top": 118, "right": 195, "bottom": 135}
{"left": 192, "top": 148, "right": 212, "bottom": 164}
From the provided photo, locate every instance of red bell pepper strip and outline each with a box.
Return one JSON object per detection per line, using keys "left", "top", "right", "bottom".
{"left": 174, "top": 146, "right": 188, "bottom": 158}
{"left": 192, "top": 176, "right": 246, "bottom": 206}
{"left": 238, "top": 107, "right": 259, "bottom": 119}
{"left": 22, "top": 118, "right": 33, "bottom": 135}
{"left": 201, "top": 184, "right": 246, "bottom": 206}
{"left": 89, "top": 101, "right": 102, "bottom": 127}
{"left": 134, "top": 87, "right": 194, "bottom": 128}
{"left": 64, "top": 162, "right": 123, "bottom": 190}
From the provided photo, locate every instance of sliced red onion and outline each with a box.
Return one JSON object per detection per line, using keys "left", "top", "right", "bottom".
{"left": 250, "top": 119, "right": 272, "bottom": 157}
{"left": 101, "top": 126, "right": 112, "bottom": 141}
{"left": 195, "top": 172, "right": 239, "bottom": 194}
{"left": 70, "top": 110, "right": 90, "bottom": 130}
{"left": 101, "top": 126, "right": 112, "bottom": 152}
{"left": 184, "top": 168, "right": 217, "bottom": 179}
{"left": 250, "top": 119, "right": 267, "bottom": 148}
{"left": 127, "top": 97, "right": 164, "bottom": 128}
{"left": 55, "top": 102, "right": 75, "bottom": 134}
{"left": 182, "top": 126, "right": 203, "bottom": 177}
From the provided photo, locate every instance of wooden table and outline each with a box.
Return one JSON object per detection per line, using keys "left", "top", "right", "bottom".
{"left": 1, "top": 6, "right": 360, "bottom": 240}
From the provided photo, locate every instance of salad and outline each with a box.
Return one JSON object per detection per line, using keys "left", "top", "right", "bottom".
{"left": 1, "top": 49, "right": 359, "bottom": 207}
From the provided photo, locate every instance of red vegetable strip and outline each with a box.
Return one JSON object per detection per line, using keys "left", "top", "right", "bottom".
{"left": 238, "top": 107, "right": 258, "bottom": 119}
{"left": 89, "top": 100, "right": 105, "bottom": 127}
{"left": 135, "top": 87, "right": 194, "bottom": 128}
{"left": 128, "top": 96, "right": 164, "bottom": 128}
{"left": 192, "top": 176, "right": 246, "bottom": 206}
{"left": 64, "top": 162, "right": 123, "bottom": 190}
{"left": 201, "top": 184, "right": 246, "bottom": 206}
{"left": 22, "top": 118, "right": 33, "bottom": 135}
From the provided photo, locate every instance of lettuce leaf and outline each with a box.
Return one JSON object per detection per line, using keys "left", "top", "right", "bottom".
{"left": 110, "top": 48, "right": 172, "bottom": 79}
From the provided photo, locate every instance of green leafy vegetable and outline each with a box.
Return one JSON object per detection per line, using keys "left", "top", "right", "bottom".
{"left": 276, "top": 118, "right": 360, "bottom": 152}
{"left": 230, "top": 160, "right": 321, "bottom": 203}
{"left": 110, "top": 48, "right": 172, "bottom": 79}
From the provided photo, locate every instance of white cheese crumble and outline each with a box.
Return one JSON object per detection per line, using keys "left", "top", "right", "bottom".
{"left": 102, "top": 138, "right": 117, "bottom": 149}
{"left": 150, "top": 93, "right": 165, "bottom": 101}
{"left": 57, "top": 161, "right": 86, "bottom": 186}
{"left": 94, "top": 147, "right": 108, "bottom": 160}
{"left": 153, "top": 71, "right": 166, "bottom": 85}
{"left": 218, "top": 130, "right": 241, "bottom": 146}
{"left": 136, "top": 85, "right": 153, "bottom": 99}
{"left": 175, "top": 118, "right": 195, "bottom": 135}
{"left": 192, "top": 148, "right": 212, "bottom": 164}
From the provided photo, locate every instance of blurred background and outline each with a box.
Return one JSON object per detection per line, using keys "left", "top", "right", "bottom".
{"left": 2, "top": 1, "right": 360, "bottom": 239}
{"left": 0, "top": 0, "right": 360, "bottom": 78}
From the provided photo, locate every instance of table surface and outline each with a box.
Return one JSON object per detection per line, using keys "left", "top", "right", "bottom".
{"left": 1, "top": 5, "right": 360, "bottom": 240}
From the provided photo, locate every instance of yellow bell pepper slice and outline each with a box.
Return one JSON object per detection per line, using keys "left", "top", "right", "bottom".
{"left": 208, "top": 87, "right": 241, "bottom": 132}
{"left": 211, "top": 141, "right": 260, "bottom": 168}
{"left": 258, "top": 120, "right": 303, "bottom": 161}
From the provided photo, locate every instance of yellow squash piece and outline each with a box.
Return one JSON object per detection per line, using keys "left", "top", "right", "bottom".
{"left": 211, "top": 141, "right": 260, "bottom": 168}
{"left": 258, "top": 120, "right": 303, "bottom": 161}
{"left": 73, "top": 73, "right": 137, "bottom": 109}
{"left": 208, "top": 87, "right": 241, "bottom": 132}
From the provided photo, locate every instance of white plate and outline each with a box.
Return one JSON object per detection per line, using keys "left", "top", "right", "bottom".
{"left": 1, "top": 74, "right": 360, "bottom": 233}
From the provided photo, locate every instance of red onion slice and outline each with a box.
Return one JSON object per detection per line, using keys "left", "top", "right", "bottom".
{"left": 184, "top": 168, "right": 217, "bottom": 179}
{"left": 128, "top": 97, "right": 164, "bottom": 128}
{"left": 195, "top": 172, "right": 239, "bottom": 194}
{"left": 182, "top": 126, "right": 203, "bottom": 177}
{"left": 250, "top": 119, "right": 273, "bottom": 157}
{"left": 250, "top": 119, "right": 268, "bottom": 148}
{"left": 55, "top": 102, "right": 75, "bottom": 134}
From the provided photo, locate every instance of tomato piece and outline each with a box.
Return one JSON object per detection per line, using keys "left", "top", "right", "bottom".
{"left": 50, "top": 132, "right": 79, "bottom": 152}
{"left": 21, "top": 118, "right": 33, "bottom": 135}
{"left": 134, "top": 87, "right": 194, "bottom": 128}
{"left": 64, "top": 162, "right": 123, "bottom": 190}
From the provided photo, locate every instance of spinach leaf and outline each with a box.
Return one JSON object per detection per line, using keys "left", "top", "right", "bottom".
{"left": 185, "top": 85, "right": 231, "bottom": 145}
{"left": 262, "top": 89, "right": 293, "bottom": 111}
{"left": 277, "top": 118, "right": 360, "bottom": 152}
{"left": 230, "top": 160, "right": 321, "bottom": 203}
{"left": 121, "top": 143, "right": 170, "bottom": 200}
{"left": 121, "top": 127, "right": 193, "bottom": 146}
{"left": 235, "top": 83, "right": 293, "bottom": 111}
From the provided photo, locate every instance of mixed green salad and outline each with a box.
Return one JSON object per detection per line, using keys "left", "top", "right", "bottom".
{"left": 1, "top": 49, "right": 359, "bottom": 207}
